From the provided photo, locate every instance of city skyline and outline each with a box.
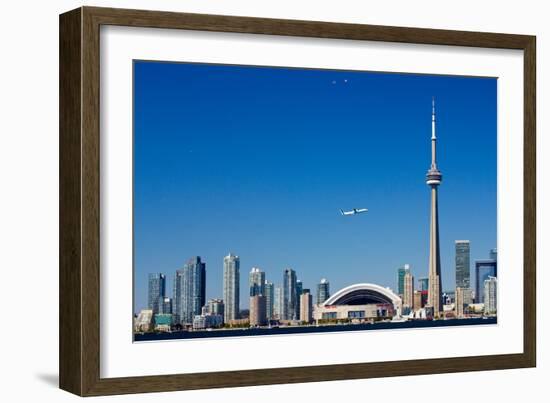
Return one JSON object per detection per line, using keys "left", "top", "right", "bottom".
{"left": 133, "top": 61, "right": 496, "bottom": 315}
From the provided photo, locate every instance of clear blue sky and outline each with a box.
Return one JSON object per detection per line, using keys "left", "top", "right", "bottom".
{"left": 133, "top": 61, "right": 496, "bottom": 313}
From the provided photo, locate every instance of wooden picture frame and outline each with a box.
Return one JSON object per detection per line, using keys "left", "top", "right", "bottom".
{"left": 59, "top": 6, "right": 536, "bottom": 396}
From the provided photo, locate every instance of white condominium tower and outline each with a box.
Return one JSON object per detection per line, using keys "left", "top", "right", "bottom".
{"left": 223, "top": 253, "right": 240, "bottom": 321}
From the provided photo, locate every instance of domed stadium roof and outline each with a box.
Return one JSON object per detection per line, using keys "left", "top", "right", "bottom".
{"left": 322, "top": 283, "right": 401, "bottom": 307}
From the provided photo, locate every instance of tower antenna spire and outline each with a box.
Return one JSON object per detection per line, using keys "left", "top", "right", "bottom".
{"left": 431, "top": 97, "right": 436, "bottom": 140}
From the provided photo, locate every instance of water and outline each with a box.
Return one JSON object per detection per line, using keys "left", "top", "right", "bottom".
{"left": 134, "top": 317, "right": 497, "bottom": 342}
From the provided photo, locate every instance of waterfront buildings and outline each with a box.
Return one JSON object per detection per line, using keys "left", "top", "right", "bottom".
{"left": 193, "top": 313, "right": 223, "bottom": 330}
{"left": 223, "top": 253, "right": 240, "bottom": 321}
{"left": 154, "top": 313, "right": 173, "bottom": 332}
{"left": 484, "top": 276, "right": 498, "bottom": 314}
{"left": 475, "top": 258, "right": 497, "bottom": 304}
{"left": 300, "top": 289, "right": 313, "bottom": 323}
{"left": 426, "top": 99, "right": 443, "bottom": 315}
{"left": 397, "top": 264, "right": 410, "bottom": 297}
{"left": 403, "top": 271, "right": 414, "bottom": 309}
{"left": 264, "top": 280, "right": 274, "bottom": 320}
{"left": 249, "top": 295, "right": 267, "bottom": 326}
{"left": 455, "top": 240, "right": 471, "bottom": 289}
{"left": 317, "top": 278, "right": 330, "bottom": 305}
{"left": 135, "top": 309, "right": 154, "bottom": 332}
{"left": 173, "top": 257, "right": 206, "bottom": 324}
{"left": 249, "top": 267, "right": 265, "bottom": 297}
{"left": 283, "top": 268, "right": 298, "bottom": 320}
{"left": 147, "top": 273, "right": 166, "bottom": 314}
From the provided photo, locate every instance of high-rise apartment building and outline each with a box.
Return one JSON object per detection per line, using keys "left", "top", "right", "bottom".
{"left": 300, "top": 289, "right": 313, "bottom": 323}
{"left": 249, "top": 267, "right": 266, "bottom": 297}
{"left": 147, "top": 273, "right": 166, "bottom": 314}
{"left": 223, "top": 253, "right": 240, "bottom": 321}
{"left": 397, "top": 264, "right": 410, "bottom": 297}
{"left": 475, "top": 259, "right": 497, "bottom": 304}
{"left": 173, "top": 257, "right": 206, "bottom": 324}
{"left": 283, "top": 268, "right": 297, "bottom": 320}
{"left": 273, "top": 285, "right": 283, "bottom": 320}
{"left": 249, "top": 295, "right": 267, "bottom": 326}
{"left": 484, "top": 276, "right": 497, "bottom": 314}
{"left": 264, "top": 280, "right": 274, "bottom": 320}
{"left": 403, "top": 271, "right": 414, "bottom": 308}
{"left": 455, "top": 240, "right": 471, "bottom": 289}
{"left": 295, "top": 279, "right": 303, "bottom": 319}
{"left": 317, "top": 278, "right": 330, "bottom": 305}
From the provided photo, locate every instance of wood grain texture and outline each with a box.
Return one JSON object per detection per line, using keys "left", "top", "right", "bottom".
{"left": 59, "top": 6, "right": 537, "bottom": 396}
{"left": 59, "top": 7, "right": 82, "bottom": 396}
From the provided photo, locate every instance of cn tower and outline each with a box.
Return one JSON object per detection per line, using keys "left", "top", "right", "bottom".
{"left": 426, "top": 98, "right": 443, "bottom": 315}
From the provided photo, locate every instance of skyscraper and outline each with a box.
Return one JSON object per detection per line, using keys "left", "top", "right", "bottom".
{"left": 426, "top": 99, "right": 443, "bottom": 314}
{"left": 173, "top": 271, "right": 183, "bottom": 324}
{"left": 475, "top": 259, "right": 497, "bottom": 304}
{"left": 249, "top": 267, "right": 266, "bottom": 297}
{"left": 317, "top": 278, "right": 330, "bottom": 305}
{"left": 403, "top": 271, "right": 414, "bottom": 308}
{"left": 397, "top": 264, "right": 410, "bottom": 297}
{"left": 223, "top": 253, "right": 240, "bottom": 321}
{"left": 273, "top": 285, "right": 284, "bottom": 320}
{"left": 147, "top": 273, "right": 166, "bottom": 314}
{"left": 264, "top": 280, "right": 274, "bottom": 320}
{"left": 174, "top": 257, "right": 206, "bottom": 324}
{"left": 455, "top": 240, "right": 471, "bottom": 289}
{"left": 300, "top": 289, "right": 313, "bottom": 323}
{"left": 283, "top": 268, "right": 297, "bottom": 320}
{"left": 295, "top": 279, "right": 303, "bottom": 319}
{"left": 484, "top": 276, "right": 497, "bottom": 314}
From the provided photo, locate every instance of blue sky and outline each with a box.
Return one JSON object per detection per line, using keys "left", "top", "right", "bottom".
{"left": 133, "top": 61, "right": 496, "bottom": 313}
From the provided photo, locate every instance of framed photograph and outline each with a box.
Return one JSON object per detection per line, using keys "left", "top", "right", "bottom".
{"left": 59, "top": 6, "right": 536, "bottom": 396}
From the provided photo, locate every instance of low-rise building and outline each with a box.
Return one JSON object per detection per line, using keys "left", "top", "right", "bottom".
{"left": 193, "top": 314, "right": 223, "bottom": 330}
{"left": 154, "top": 313, "right": 173, "bottom": 332}
{"left": 134, "top": 309, "right": 154, "bottom": 332}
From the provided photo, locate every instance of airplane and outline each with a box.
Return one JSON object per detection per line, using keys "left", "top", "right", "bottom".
{"left": 340, "top": 208, "right": 368, "bottom": 216}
